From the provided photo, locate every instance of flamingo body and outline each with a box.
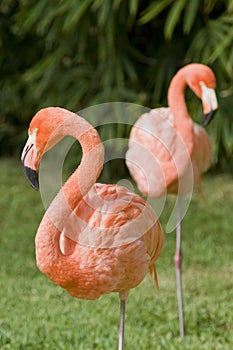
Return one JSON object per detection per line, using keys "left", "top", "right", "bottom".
{"left": 126, "top": 64, "right": 218, "bottom": 337}
{"left": 126, "top": 106, "right": 212, "bottom": 197}
{"left": 21, "top": 107, "right": 164, "bottom": 348}
{"left": 36, "top": 182, "right": 163, "bottom": 300}
{"left": 126, "top": 64, "right": 217, "bottom": 198}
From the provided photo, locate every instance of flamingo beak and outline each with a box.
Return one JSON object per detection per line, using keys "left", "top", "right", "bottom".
{"left": 21, "top": 137, "right": 39, "bottom": 191}
{"left": 203, "top": 109, "right": 217, "bottom": 127}
{"left": 200, "top": 82, "right": 218, "bottom": 127}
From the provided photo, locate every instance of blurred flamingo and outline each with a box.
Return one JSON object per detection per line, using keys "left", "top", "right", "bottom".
{"left": 21, "top": 107, "right": 164, "bottom": 350}
{"left": 126, "top": 63, "right": 218, "bottom": 337}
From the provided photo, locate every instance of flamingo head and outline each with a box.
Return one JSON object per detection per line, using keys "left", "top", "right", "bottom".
{"left": 21, "top": 107, "right": 69, "bottom": 190}
{"left": 185, "top": 64, "right": 218, "bottom": 126}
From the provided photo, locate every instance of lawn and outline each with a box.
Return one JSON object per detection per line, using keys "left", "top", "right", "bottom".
{"left": 0, "top": 158, "right": 232, "bottom": 349}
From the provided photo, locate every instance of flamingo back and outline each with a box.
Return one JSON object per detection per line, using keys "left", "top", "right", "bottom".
{"left": 126, "top": 108, "right": 192, "bottom": 197}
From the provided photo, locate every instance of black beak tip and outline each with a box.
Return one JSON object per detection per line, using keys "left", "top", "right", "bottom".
{"left": 203, "top": 109, "right": 217, "bottom": 127}
{"left": 23, "top": 166, "right": 39, "bottom": 191}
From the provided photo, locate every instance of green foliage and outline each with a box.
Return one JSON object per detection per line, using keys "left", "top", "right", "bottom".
{"left": 0, "top": 1, "right": 232, "bottom": 171}
{"left": 1, "top": 159, "right": 233, "bottom": 349}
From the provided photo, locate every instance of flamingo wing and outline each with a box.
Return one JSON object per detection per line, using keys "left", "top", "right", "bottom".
{"left": 57, "top": 183, "right": 163, "bottom": 299}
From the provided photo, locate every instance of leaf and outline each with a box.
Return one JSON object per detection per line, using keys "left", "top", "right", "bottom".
{"left": 204, "top": 0, "right": 221, "bottom": 14}
{"left": 186, "top": 17, "right": 233, "bottom": 78}
{"left": 138, "top": 0, "right": 173, "bottom": 25}
{"left": 36, "top": 5, "right": 57, "bottom": 35}
{"left": 129, "top": 0, "right": 139, "bottom": 18}
{"left": 183, "top": 0, "right": 200, "bottom": 34}
{"left": 122, "top": 56, "right": 138, "bottom": 82}
{"left": 207, "top": 22, "right": 233, "bottom": 63}
{"left": 63, "top": 0, "right": 93, "bottom": 33}
{"left": 164, "top": 0, "right": 187, "bottom": 40}
{"left": 23, "top": 54, "right": 58, "bottom": 82}
{"left": 97, "top": 0, "right": 112, "bottom": 26}
{"left": 15, "top": 0, "right": 48, "bottom": 33}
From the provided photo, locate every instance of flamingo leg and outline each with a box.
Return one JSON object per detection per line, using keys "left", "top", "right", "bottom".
{"left": 118, "top": 299, "right": 126, "bottom": 350}
{"left": 174, "top": 197, "right": 185, "bottom": 337}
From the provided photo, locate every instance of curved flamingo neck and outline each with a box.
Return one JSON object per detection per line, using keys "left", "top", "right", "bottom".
{"left": 45, "top": 112, "right": 104, "bottom": 230}
{"left": 168, "top": 70, "right": 189, "bottom": 121}
{"left": 167, "top": 69, "right": 194, "bottom": 154}
{"left": 63, "top": 114, "right": 104, "bottom": 207}
{"left": 34, "top": 109, "right": 104, "bottom": 277}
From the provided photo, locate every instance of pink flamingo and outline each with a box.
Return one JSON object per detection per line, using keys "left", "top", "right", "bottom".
{"left": 126, "top": 64, "right": 218, "bottom": 337}
{"left": 21, "top": 107, "right": 164, "bottom": 350}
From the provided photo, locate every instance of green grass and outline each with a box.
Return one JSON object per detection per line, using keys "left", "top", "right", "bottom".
{"left": 0, "top": 158, "right": 232, "bottom": 349}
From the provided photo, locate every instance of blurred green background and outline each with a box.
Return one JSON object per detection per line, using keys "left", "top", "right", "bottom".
{"left": 0, "top": 0, "right": 233, "bottom": 175}
{"left": 0, "top": 2, "right": 233, "bottom": 349}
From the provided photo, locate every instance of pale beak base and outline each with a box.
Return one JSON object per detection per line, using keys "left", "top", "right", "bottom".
{"left": 200, "top": 82, "right": 218, "bottom": 127}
